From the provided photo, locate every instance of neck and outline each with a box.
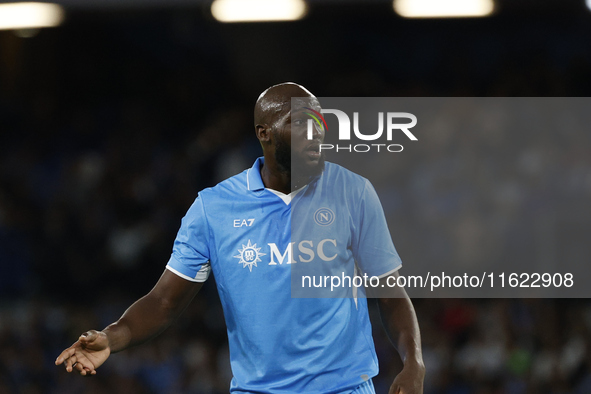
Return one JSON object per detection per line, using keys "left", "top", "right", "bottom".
{"left": 260, "top": 155, "right": 311, "bottom": 194}
{"left": 260, "top": 161, "right": 291, "bottom": 194}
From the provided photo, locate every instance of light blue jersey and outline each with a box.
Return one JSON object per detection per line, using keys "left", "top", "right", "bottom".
{"left": 167, "top": 157, "right": 402, "bottom": 394}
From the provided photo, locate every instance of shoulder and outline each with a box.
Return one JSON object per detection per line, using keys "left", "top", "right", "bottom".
{"left": 179, "top": 168, "right": 250, "bottom": 227}
{"left": 322, "top": 161, "right": 370, "bottom": 192}
{"left": 198, "top": 168, "right": 249, "bottom": 201}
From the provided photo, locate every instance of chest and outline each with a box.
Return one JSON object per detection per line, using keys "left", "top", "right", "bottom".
{"left": 206, "top": 193, "right": 354, "bottom": 274}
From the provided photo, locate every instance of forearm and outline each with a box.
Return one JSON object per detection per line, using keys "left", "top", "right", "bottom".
{"left": 101, "top": 269, "right": 203, "bottom": 353}
{"left": 377, "top": 294, "right": 424, "bottom": 367}
{"left": 102, "top": 292, "right": 177, "bottom": 353}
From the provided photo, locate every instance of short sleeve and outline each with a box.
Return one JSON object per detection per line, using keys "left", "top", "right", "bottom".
{"left": 166, "top": 195, "right": 212, "bottom": 282}
{"left": 352, "top": 180, "right": 402, "bottom": 278}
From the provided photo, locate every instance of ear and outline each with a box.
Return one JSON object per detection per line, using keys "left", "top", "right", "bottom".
{"left": 256, "top": 124, "right": 272, "bottom": 143}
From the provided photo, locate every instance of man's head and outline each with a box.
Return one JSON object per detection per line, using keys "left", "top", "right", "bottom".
{"left": 254, "top": 82, "right": 325, "bottom": 180}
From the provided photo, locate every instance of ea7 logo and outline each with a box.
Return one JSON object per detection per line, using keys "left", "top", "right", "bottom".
{"left": 307, "top": 110, "right": 417, "bottom": 141}
{"left": 234, "top": 219, "right": 255, "bottom": 227}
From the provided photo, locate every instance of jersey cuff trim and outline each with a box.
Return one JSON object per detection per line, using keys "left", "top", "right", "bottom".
{"left": 166, "top": 265, "right": 205, "bottom": 283}
{"left": 376, "top": 264, "right": 402, "bottom": 279}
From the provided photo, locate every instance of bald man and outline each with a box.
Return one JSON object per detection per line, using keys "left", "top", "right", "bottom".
{"left": 56, "top": 83, "right": 425, "bottom": 394}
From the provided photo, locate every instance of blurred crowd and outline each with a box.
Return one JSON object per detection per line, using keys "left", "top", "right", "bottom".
{"left": 4, "top": 297, "right": 591, "bottom": 394}
{"left": 1, "top": 6, "right": 591, "bottom": 393}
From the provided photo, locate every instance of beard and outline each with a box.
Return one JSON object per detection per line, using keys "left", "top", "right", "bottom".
{"left": 274, "top": 137, "right": 325, "bottom": 186}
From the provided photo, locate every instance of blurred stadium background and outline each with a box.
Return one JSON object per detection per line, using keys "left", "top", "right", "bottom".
{"left": 1, "top": 0, "right": 591, "bottom": 393}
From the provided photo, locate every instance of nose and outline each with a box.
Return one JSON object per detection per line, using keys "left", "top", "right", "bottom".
{"left": 307, "top": 120, "right": 324, "bottom": 141}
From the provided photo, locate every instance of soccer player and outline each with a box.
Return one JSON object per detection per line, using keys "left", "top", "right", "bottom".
{"left": 55, "top": 83, "right": 425, "bottom": 394}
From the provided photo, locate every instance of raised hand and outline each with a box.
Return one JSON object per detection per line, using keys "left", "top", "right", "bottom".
{"left": 55, "top": 330, "right": 111, "bottom": 376}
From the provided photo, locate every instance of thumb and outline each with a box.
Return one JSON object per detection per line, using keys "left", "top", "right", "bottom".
{"left": 79, "top": 330, "right": 99, "bottom": 343}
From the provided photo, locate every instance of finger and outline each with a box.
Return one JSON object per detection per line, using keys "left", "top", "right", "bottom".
{"left": 65, "top": 355, "right": 78, "bottom": 372}
{"left": 82, "top": 366, "right": 95, "bottom": 377}
{"left": 73, "top": 353, "right": 96, "bottom": 373}
{"left": 74, "top": 362, "right": 85, "bottom": 373}
{"left": 55, "top": 347, "right": 77, "bottom": 365}
{"left": 77, "top": 366, "right": 88, "bottom": 376}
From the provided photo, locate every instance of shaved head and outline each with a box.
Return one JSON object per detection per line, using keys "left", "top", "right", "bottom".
{"left": 254, "top": 82, "right": 316, "bottom": 129}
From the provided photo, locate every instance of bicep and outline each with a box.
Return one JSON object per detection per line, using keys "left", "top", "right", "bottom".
{"left": 153, "top": 195, "right": 209, "bottom": 314}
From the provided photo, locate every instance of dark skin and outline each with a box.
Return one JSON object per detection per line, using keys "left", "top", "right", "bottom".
{"left": 377, "top": 273, "right": 425, "bottom": 394}
{"left": 56, "top": 82, "right": 425, "bottom": 393}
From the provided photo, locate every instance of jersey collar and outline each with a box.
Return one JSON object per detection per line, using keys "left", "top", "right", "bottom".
{"left": 246, "top": 157, "right": 266, "bottom": 192}
{"left": 246, "top": 156, "right": 324, "bottom": 193}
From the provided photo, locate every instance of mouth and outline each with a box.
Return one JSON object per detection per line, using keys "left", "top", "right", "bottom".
{"left": 305, "top": 144, "right": 321, "bottom": 158}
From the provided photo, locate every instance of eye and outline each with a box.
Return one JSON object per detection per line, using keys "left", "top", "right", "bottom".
{"left": 293, "top": 119, "right": 304, "bottom": 126}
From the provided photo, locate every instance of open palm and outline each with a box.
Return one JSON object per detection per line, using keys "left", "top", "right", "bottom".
{"left": 55, "top": 330, "right": 111, "bottom": 376}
